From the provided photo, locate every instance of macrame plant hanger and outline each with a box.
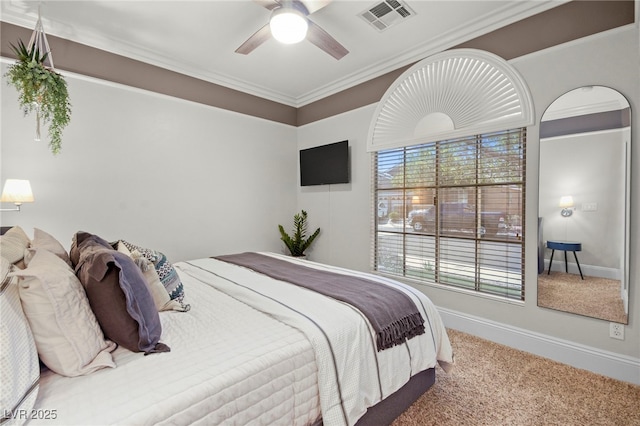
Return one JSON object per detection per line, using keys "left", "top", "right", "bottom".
{"left": 28, "top": 5, "right": 54, "bottom": 141}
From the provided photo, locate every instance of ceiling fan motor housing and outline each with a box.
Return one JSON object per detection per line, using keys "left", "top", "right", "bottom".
{"left": 270, "top": 6, "right": 309, "bottom": 44}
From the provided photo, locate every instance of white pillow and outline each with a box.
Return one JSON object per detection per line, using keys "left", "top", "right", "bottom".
{"left": 27, "top": 228, "right": 71, "bottom": 266}
{"left": 0, "top": 226, "right": 30, "bottom": 265}
{"left": 0, "top": 257, "right": 39, "bottom": 425}
{"left": 11, "top": 249, "right": 117, "bottom": 377}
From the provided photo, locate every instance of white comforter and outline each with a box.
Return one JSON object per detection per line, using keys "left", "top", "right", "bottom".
{"left": 181, "top": 253, "right": 453, "bottom": 426}
{"left": 28, "top": 253, "right": 452, "bottom": 426}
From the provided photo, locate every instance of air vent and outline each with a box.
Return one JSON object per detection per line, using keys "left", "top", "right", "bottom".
{"left": 359, "top": 0, "right": 416, "bottom": 31}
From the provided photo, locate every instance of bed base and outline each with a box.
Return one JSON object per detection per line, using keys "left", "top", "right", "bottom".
{"left": 314, "top": 368, "right": 435, "bottom": 426}
{"left": 355, "top": 367, "right": 435, "bottom": 425}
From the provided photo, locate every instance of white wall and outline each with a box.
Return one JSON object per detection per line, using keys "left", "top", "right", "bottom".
{"left": 540, "top": 129, "right": 626, "bottom": 276}
{"left": 296, "top": 105, "right": 376, "bottom": 270}
{"left": 512, "top": 26, "right": 638, "bottom": 359}
{"left": 2, "top": 25, "right": 638, "bottom": 382}
{"left": 296, "top": 26, "right": 639, "bottom": 370}
{"left": 0, "top": 65, "right": 298, "bottom": 262}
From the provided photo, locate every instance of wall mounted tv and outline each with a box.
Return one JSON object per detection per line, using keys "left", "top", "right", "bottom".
{"left": 300, "top": 140, "right": 350, "bottom": 186}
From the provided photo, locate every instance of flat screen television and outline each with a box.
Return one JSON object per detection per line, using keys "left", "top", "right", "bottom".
{"left": 300, "top": 140, "right": 349, "bottom": 186}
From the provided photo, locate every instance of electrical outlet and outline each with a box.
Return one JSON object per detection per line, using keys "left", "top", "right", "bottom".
{"left": 609, "top": 323, "right": 625, "bottom": 340}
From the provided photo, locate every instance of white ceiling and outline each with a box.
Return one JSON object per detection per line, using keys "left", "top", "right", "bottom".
{"left": 1, "top": 0, "right": 565, "bottom": 107}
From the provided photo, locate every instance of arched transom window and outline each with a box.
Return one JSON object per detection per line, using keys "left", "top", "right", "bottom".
{"left": 370, "top": 49, "right": 534, "bottom": 301}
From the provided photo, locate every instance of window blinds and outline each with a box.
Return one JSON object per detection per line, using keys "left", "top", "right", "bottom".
{"left": 373, "top": 128, "right": 526, "bottom": 300}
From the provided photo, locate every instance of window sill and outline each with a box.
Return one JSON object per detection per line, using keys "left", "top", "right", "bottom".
{"left": 373, "top": 270, "right": 527, "bottom": 307}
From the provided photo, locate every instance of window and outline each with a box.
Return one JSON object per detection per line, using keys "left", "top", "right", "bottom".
{"left": 374, "top": 128, "right": 526, "bottom": 300}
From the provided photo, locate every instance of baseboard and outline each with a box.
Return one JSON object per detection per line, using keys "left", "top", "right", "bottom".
{"left": 543, "top": 259, "right": 620, "bottom": 280}
{"left": 438, "top": 307, "right": 640, "bottom": 385}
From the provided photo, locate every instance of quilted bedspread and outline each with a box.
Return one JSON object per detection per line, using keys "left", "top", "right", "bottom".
{"left": 181, "top": 253, "right": 453, "bottom": 426}
{"left": 27, "top": 261, "right": 321, "bottom": 425}
{"left": 27, "top": 253, "right": 452, "bottom": 426}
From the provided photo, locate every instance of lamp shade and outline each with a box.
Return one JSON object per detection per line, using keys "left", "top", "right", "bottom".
{"left": 558, "top": 195, "right": 574, "bottom": 208}
{"left": 270, "top": 7, "right": 308, "bottom": 44}
{"left": 1, "top": 179, "right": 34, "bottom": 204}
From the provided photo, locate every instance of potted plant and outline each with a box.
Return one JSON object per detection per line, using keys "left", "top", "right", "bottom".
{"left": 5, "top": 39, "right": 71, "bottom": 155}
{"left": 278, "top": 210, "right": 320, "bottom": 257}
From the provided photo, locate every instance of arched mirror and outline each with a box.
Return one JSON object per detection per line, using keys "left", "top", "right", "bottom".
{"left": 538, "top": 86, "right": 630, "bottom": 324}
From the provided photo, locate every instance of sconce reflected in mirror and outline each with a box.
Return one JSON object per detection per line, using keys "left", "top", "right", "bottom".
{"left": 559, "top": 195, "right": 574, "bottom": 217}
{"left": 0, "top": 179, "right": 34, "bottom": 212}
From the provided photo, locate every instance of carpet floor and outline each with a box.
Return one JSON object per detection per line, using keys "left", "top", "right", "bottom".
{"left": 392, "top": 329, "right": 640, "bottom": 426}
{"left": 538, "top": 272, "right": 627, "bottom": 324}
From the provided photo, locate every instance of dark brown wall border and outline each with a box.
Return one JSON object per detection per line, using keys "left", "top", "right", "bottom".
{"left": 0, "top": 21, "right": 298, "bottom": 126}
{"left": 297, "top": 0, "right": 635, "bottom": 126}
{"left": 540, "top": 107, "right": 631, "bottom": 138}
{"left": 1, "top": 1, "right": 634, "bottom": 127}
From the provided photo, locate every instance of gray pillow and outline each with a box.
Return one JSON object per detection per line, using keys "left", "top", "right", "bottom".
{"left": 69, "top": 231, "right": 106, "bottom": 268}
{"left": 74, "top": 233, "right": 169, "bottom": 354}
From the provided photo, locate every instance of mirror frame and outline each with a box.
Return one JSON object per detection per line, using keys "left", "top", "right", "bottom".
{"left": 537, "top": 85, "right": 630, "bottom": 324}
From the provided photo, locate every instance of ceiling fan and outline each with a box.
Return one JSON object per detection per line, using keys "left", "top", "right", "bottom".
{"left": 235, "top": 0, "right": 349, "bottom": 60}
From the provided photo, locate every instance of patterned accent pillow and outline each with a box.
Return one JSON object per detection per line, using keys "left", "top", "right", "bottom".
{"left": 116, "top": 242, "right": 188, "bottom": 312}
{"left": 1, "top": 257, "right": 39, "bottom": 425}
{"left": 119, "top": 240, "right": 186, "bottom": 304}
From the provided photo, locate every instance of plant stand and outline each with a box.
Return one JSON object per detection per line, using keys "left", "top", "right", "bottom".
{"left": 27, "top": 10, "right": 54, "bottom": 141}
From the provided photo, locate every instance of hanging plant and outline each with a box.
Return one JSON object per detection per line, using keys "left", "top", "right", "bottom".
{"left": 5, "top": 38, "right": 71, "bottom": 155}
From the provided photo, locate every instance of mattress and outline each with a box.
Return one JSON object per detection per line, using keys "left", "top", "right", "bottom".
{"left": 27, "top": 252, "right": 452, "bottom": 426}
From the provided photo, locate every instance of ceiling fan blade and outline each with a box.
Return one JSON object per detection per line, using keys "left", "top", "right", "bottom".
{"left": 298, "top": 0, "right": 332, "bottom": 14}
{"left": 235, "top": 23, "right": 271, "bottom": 55}
{"left": 253, "top": 0, "right": 281, "bottom": 11}
{"left": 306, "top": 21, "right": 348, "bottom": 60}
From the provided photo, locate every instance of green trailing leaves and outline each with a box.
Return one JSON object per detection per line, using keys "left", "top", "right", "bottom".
{"left": 278, "top": 210, "right": 320, "bottom": 257}
{"left": 5, "top": 38, "right": 71, "bottom": 155}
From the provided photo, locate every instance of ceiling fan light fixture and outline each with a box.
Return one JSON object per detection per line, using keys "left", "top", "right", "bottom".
{"left": 270, "top": 8, "right": 308, "bottom": 44}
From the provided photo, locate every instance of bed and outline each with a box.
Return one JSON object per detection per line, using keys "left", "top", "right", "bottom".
{"left": 1, "top": 227, "right": 453, "bottom": 426}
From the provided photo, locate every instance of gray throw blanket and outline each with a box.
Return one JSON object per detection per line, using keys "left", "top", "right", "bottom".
{"left": 214, "top": 252, "right": 425, "bottom": 351}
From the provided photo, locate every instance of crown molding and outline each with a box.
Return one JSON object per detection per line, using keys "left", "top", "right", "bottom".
{"left": 0, "top": 0, "right": 565, "bottom": 108}
{"left": 296, "top": 1, "right": 566, "bottom": 106}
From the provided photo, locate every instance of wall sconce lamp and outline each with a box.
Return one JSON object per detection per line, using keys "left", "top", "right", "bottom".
{"left": 559, "top": 195, "right": 574, "bottom": 217}
{"left": 0, "top": 179, "right": 34, "bottom": 212}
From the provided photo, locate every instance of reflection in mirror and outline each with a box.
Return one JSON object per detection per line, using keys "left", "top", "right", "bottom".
{"left": 538, "top": 86, "right": 630, "bottom": 324}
